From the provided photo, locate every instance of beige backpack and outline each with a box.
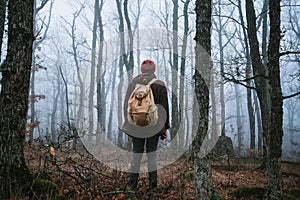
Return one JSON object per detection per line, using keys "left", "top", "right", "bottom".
{"left": 127, "top": 78, "right": 158, "bottom": 126}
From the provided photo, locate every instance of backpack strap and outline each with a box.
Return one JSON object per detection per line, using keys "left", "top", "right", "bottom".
{"left": 147, "top": 78, "right": 157, "bottom": 86}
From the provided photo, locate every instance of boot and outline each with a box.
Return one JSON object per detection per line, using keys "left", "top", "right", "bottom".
{"left": 128, "top": 173, "right": 139, "bottom": 190}
{"left": 148, "top": 171, "right": 157, "bottom": 189}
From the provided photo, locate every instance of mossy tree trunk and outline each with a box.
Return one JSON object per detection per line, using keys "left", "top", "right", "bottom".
{"left": 192, "top": 0, "right": 213, "bottom": 199}
{"left": 245, "top": 0, "right": 284, "bottom": 198}
{"left": 0, "top": 0, "right": 34, "bottom": 198}
{"left": 265, "top": 0, "right": 283, "bottom": 199}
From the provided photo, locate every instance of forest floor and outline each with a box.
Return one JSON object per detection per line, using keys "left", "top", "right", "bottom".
{"left": 24, "top": 143, "right": 300, "bottom": 200}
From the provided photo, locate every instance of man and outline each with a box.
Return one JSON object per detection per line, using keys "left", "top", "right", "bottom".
{"left": 121, "top": 59, "right": 170, "bottom": 190}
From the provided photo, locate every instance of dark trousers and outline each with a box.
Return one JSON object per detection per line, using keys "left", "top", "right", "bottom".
{"left": 129, "top": 134, "right": 160, "bottom": 189}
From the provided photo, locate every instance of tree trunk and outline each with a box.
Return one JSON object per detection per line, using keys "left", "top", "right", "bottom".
{"left": 192, "top": 0, "right": 213, "bottom": 199}
{"left": 185, "top": 39, "right": 194, "bottom": 148}
{"left": 171, "top": 0, "right": 179, "bottom": 142}
{"left": 107, "top": 61, "right": 118, "bottom": 141}
{"left": 123, "top": 0, "right": 134, "bottom": 81}
{"left": 59, "top": 65, "right": 71, "bottom": 130}
{"left": 265, "top": 0, "right": 283, "bottom": 198}
{"left": 0, "top": 0, "right": 6, "bottom": 60}
{"left": 123, "top": 0, "right": 133, "bottom": 150}
{"left": 88, "top": 0, "right": 99, "bottom": 135}
{"left": 29, "top": 0, "right": 38, "bottom": 144}
{"left": 96, "top": 0, "right": 105, "bottom": 135}
{"left": 218, "top": 10, "right": 226, "bottom": 137}
{"left": 210, "top": 75, "right": 217, "bottom": 138}
{"left": 245, "top": 0, "right": 271, "bottom": 168}
{"left": 213, "top": 0, "right": 227, "bottom": 137}
{"left": 50, "top": 74, "right": 61, "bottom": 143}
{"left": 237, "top": 0, "right": 255, "bottom": 151}
{"left": 0, "top": 0, "right": 34, "bottom": 198}
{"left": 253, "top": 91, "right": 263, "bottom": 151}
{"left": 179, "top": 0, "right": 190, "bottom": 151}
{"left": 117, "top": 58, "right": 124, "bottom": 148}
{"left": 235, "top": 83, "right": 243, "bottom": 154}
{"left": 71, "top": 8, "right": 85, "bottom": 133}
{"left": 260, "top": 0, "right": 269, "bottom": 164}
{"left": 29, "top": 59, "right": 36, "bottom": 142}
{"left": 116, "top": 0, "right": 126, "bottom": 148}
{"left": 246, "top": 0, "right": 284, "bottom": 198}
{"left": 135, "top": 0, "right": 141, "bottom": 71}
{"left": 29, "top": 0, "right": 52, "bottom": 143}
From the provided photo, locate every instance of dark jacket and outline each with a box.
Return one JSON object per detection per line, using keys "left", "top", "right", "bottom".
{"left": 121, "top": 73, "right": 170, "bottom": 137}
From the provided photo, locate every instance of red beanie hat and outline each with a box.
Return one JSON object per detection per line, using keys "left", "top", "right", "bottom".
{"left": 141, "top": 59, "right": 156, "bottom": 73}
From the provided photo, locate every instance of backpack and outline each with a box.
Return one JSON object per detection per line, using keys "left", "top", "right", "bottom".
{"left": 127, "top": 78, "right": 158, "bottom": 126}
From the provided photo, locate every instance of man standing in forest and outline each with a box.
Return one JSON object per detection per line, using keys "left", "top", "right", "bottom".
{"left": 121, "top": 59, "right": 170, "bottom": 190}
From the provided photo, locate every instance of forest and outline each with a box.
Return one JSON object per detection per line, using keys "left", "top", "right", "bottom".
{"left": 0, "top": 0, "right": 299, "bottom": 199}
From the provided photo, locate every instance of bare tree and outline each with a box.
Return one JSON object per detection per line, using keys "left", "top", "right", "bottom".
{"left": 245, "top": 0, "right": 271, "bottom": 167}
{"left": 123, "top": 0, "right": 134, "bottom": 79}
{"left": 281, "top": 0, "right": 300, "bottom": 152}
{"left": 0, "top": 0, "right": 34, "bottom": 198}
{"left": 237, "top": 0, "right": 255, "bottom": 151}
{"left": 50, "top": 68, "right": 61, "bottom": 143}
{"left": 192, "top": 0, "right": 213, "bottom": 199}
{"left": 29, "top": 0, "right": 53, "bottom": 143}
{"left": 234, "top": 82, "right": 243, "bottom": 151}
{"left": 88, "top": 0, "right": 99, "bottom": 135}
{"left": 253, "top": 91, "right": 263, "bottom": 151}
{"left": 265, "top": 0, "right": 283, "bottom": 198}
{"left": 123, "top": 0, "right": 134, "bottom": 149}
{"left": 107, "top": 61, "right": 118, "bottom": 141}
{"left": 115, "top": 0, "right": 136, "bottom": 148}
{"left": 61, "top": 5, "right": 86, "bottom": 131}
{"left": 259, "top": 0, "right": 269, "bottom": 162}
{"left": 171, "top": 0, "right": 179, "bottom": 141}
{"left": 178, "top": 0, "right": 191, "bottom": 152}
{"left": 116, "top": 0, "right": 125, "bottom": 147}
{"left": 95, "top": 0, "right": 105, "bottom": 136}
{"left": 213, "top": 1, "right": 227, "bottom": 137}
{"left": 212, "top": 1, "right": 235, "bottom": 138}
{"left": 246, "top": 0, "right": 285, "bottom": 198}
{"left": 133, "top": 0, "right": 143, "bottom": 69}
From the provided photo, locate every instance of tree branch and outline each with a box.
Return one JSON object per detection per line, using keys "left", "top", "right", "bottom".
{"left": 223, "top": 73, "right": 258, "bottom": 90}
{"left": 224, "top": 77, "right": 257, "bottom": 90}
{"left": 283, "top": 91, "right": 300, "bottom": 100}
{"left": 36, "top": 0, "right": 50, "bottom": 13}
{"left": 223, "top": 71, "right": 269, "bottom": 82}
{"left": 279, "top": 51, "right": 300, "bottom": 57}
